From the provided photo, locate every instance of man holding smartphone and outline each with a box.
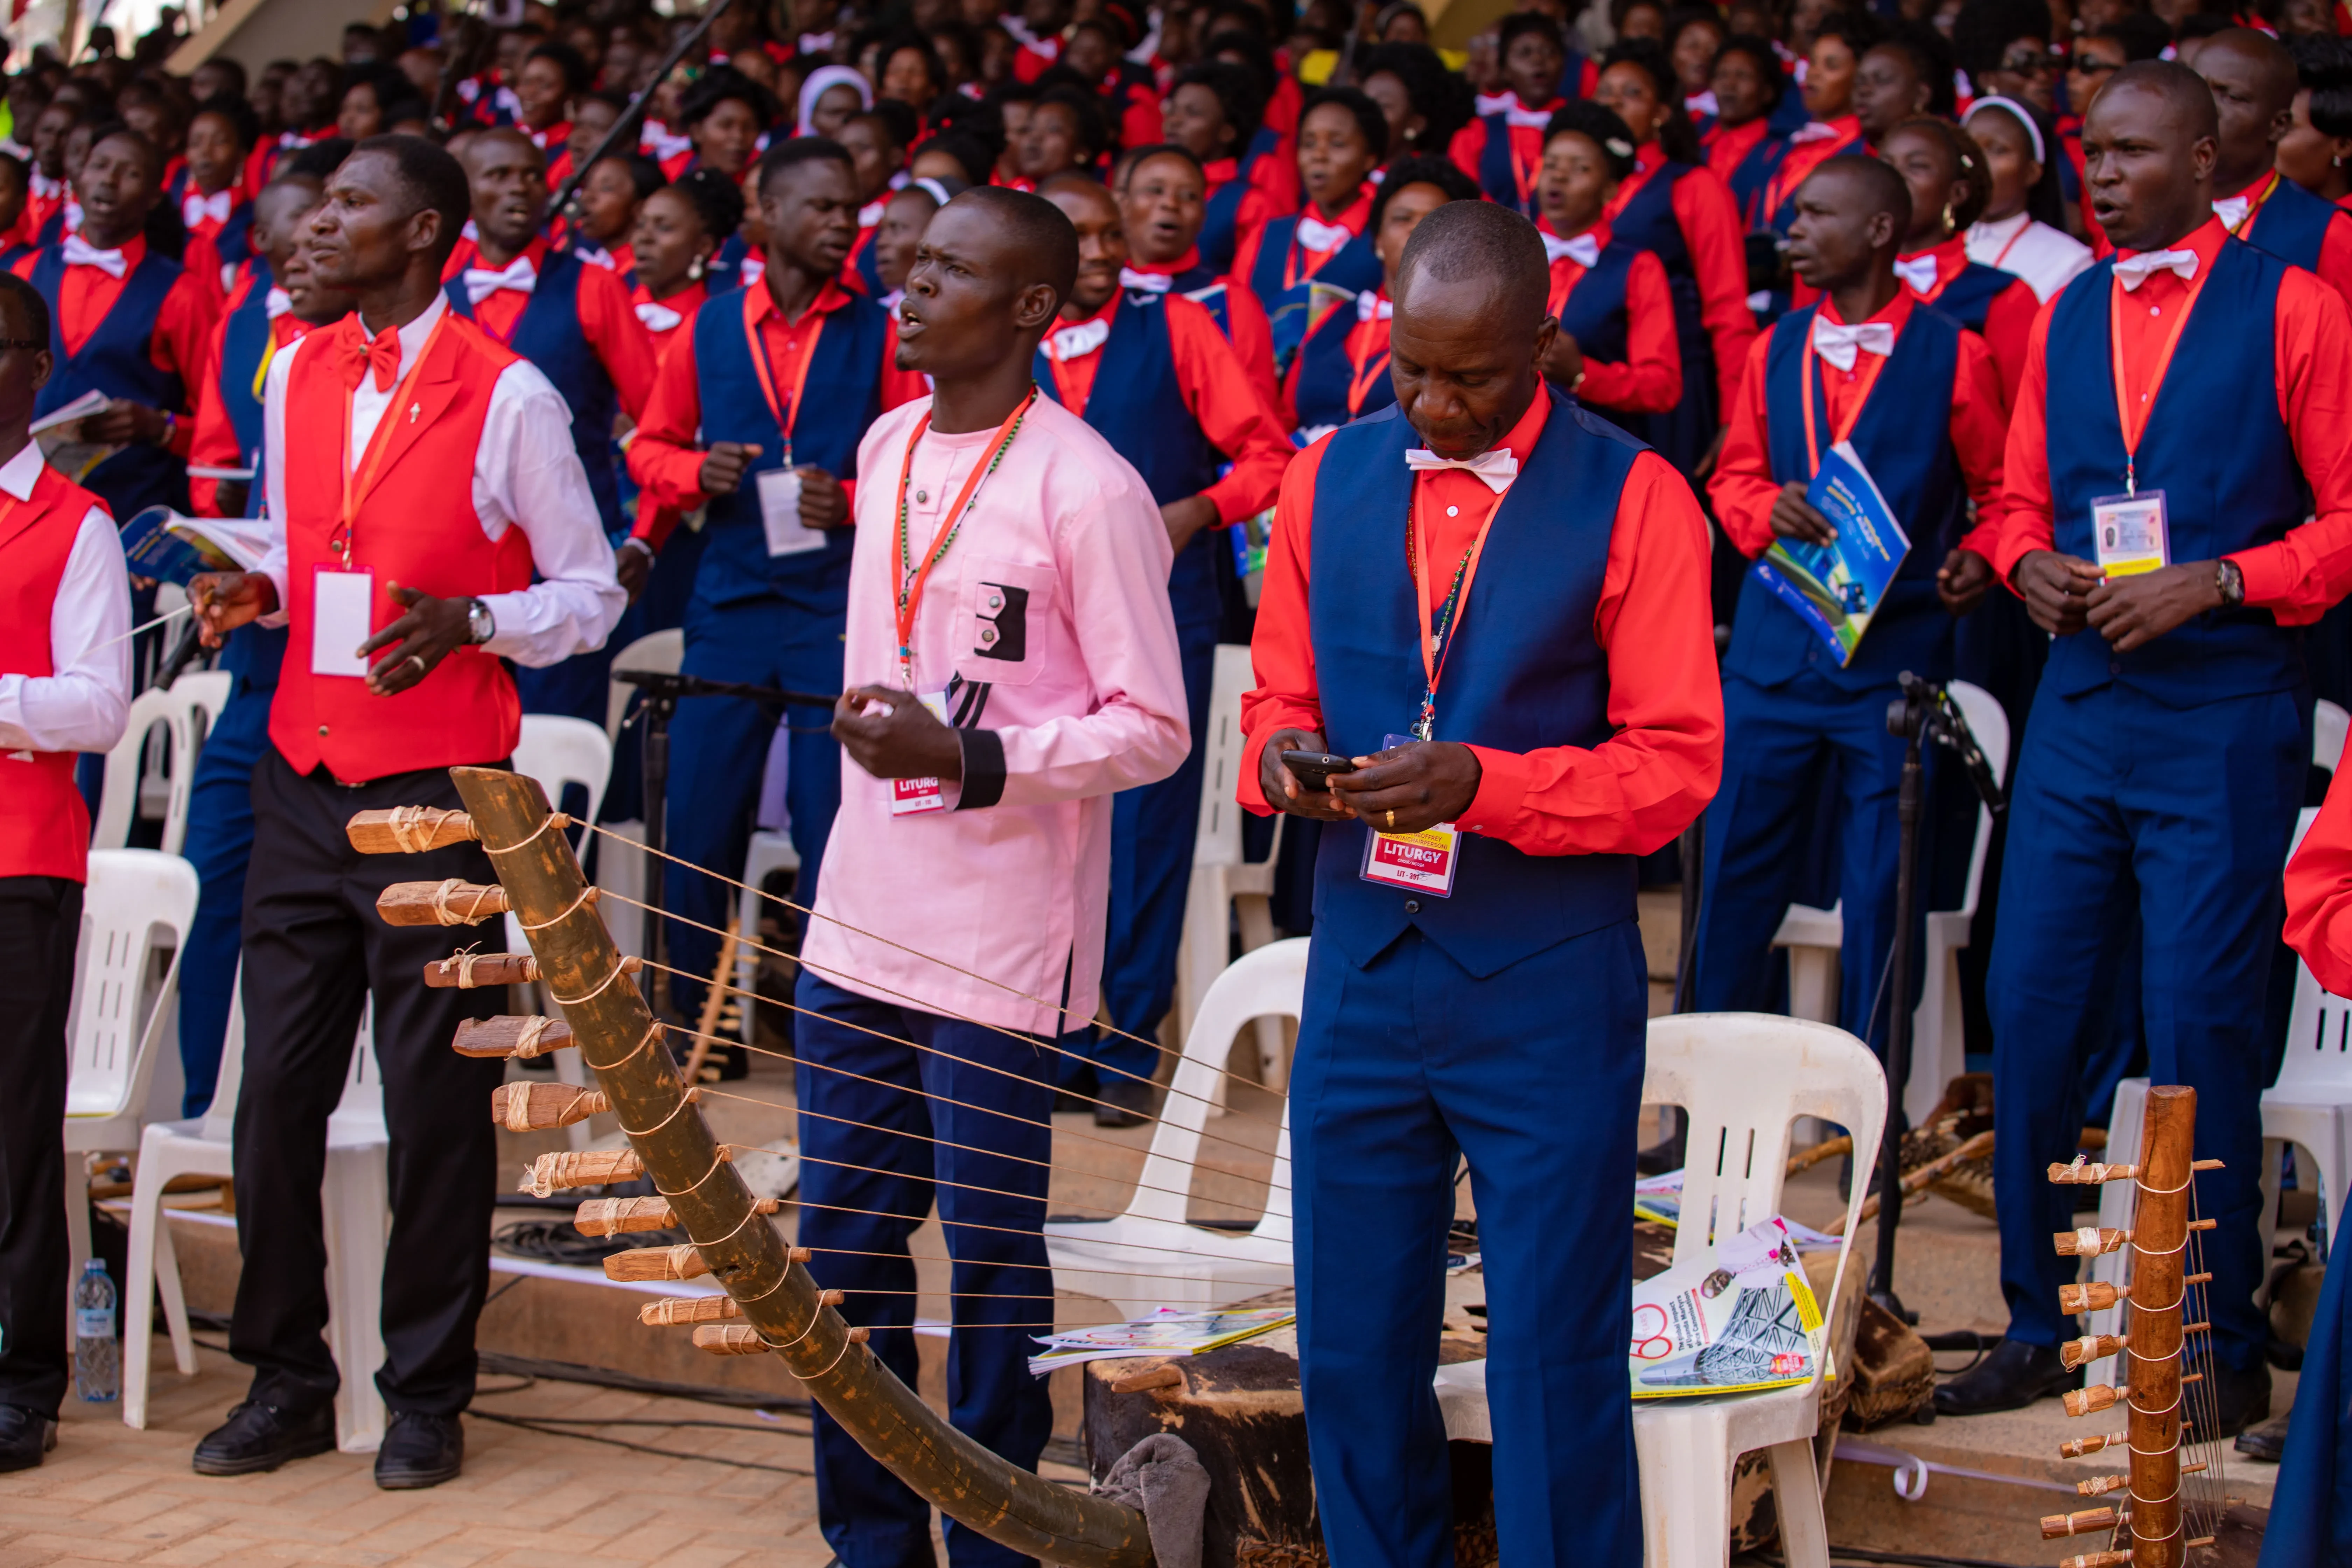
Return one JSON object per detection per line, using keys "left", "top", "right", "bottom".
{"left": 1241, "top": 199, "right": 1721, "bottom": 1566}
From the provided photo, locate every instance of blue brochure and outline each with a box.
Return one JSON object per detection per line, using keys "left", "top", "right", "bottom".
{"left": 1750, "top": 440, "right": 1911, "bottom": 667}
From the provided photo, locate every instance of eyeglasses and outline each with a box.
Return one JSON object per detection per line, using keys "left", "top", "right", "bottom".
{"left": 2001, "top": 50, "right": 2059, "bottom": 72}
{"left": 2071, "top": 56, "right": 2122, "bottom": 75}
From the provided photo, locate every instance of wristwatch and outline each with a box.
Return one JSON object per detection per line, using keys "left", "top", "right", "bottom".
{"left": 467, "top": 597, "right": 496, "bottom": 645}
{"left": 2216, "top": 559, "right": 2246, "bottom": 609}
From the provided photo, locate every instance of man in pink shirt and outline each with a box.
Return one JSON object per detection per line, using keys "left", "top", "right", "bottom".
{"left": 792, "top": 186, "right": 1190, "bottom": 1568}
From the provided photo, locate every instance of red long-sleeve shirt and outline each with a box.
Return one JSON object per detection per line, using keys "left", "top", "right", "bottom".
{"left": 1900, "top": 234, "right": 2040, "bottom": 408}
{"left": 14, "top": 235, "right": 220, "bottom": 454}
{"left": 1043, "top": 290, "right": 1293, "bottom": 523}
{"left": 626, "top": 275, "right": 928, "bottom": 549}
{"left": 1239, "top": 389, "right": 1724, "bottom": 856}
{"left": 1445, "top": 96, "right": 1568, "bottom": 212}
{"left": 1993, "top": 218, "right": 2352, "bottom": 622}
{"left": 1710, "top": 288, "right": 2006, "bottom": 562}
{"left": 187, "top": 299, "right": 319, "bottom": 517}
{"left": 442, "top": 235, "right": 658, "bottom": 422}
{"left": 1759, "top": 115, "right": 1862, "bottom": 226}
{"left": 1546, "top": 225, "right": 1683, "bottom": 415}
{"left": 2285, "top": 766, "right": 2352, "bottom": 994}
{"left": 1204, "top": 148, "right": 1296, "bottom": 241}
{"left": 1123, "top": 248, "right": 1281, "bottom": 410}
{"left": 1605, "top": 144, "right": 1758, "bottom": 413}
{"left": 1704, "top": 116, "right": 1773, "bottom": 185}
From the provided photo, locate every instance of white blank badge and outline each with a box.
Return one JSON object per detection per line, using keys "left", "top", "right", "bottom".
{"left": 758, "top": 467, "right": 825, "bottom": 557}
{"left": 311, "top": 567, "right": 374, "bottom": 678}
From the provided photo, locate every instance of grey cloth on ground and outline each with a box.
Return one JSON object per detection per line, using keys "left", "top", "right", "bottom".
{"left": 1096, "top": 1431, "right": 1210, "bottom": 1568}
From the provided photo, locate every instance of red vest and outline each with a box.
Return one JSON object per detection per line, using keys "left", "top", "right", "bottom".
{"left": 269, "top": 311, "right": 534, "bottom": 783}
{"left": 0, "top": 463, "right": 106, "bottom": 881}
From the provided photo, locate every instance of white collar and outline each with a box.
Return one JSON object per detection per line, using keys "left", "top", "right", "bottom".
{"left": 1971, "top": 209, "right": 2030, "bottom": 243}
{"left": 363, "top": 293, "right": 449, "bottom": 386}
{"left": 0, "top": 437, "right": 42, "bottom": 501}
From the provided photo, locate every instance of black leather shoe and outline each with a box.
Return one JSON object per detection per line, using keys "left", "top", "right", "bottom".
{"left": 192, "top": 1400, "right": 335, "bottom": 1476}
{"left": 375, "top": 1410, "right": 464, "bottom": 1490}
{"left": 1933, "top": 1339, "right": 2078, "bottom": 1416}
{"left": 2235, "top": 1408, "right": 2293, "bottom": 1462}
{"left": 0, "top": 1404, "right": 57, "bottom": 1473}
{"left": 2209, "top": 1357, "right": 2272, "bottom": 1439}
{"left": 1093, "top": 1074, "right": 1155, "bottom": 1128}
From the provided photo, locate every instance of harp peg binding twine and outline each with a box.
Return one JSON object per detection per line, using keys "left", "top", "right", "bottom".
{"left": 454, "top": 1014, "right": 574, "bottom": 1057}
{"left": 490, "top": 1080, "right": 620, "bottom": 1131}
{"left": 576, "top": 1196, "right": 784, "bottom": 1237}
{"left": 2048, "top": 1156, "right": 2140, "bottom": 1184}
{"left": 2042, "top": 1507, "right": 2121, "bottom": 1540}
{"left": 378, "top": 878, "right": 513, "bottom": 927}
{"left": 519, "top": 1147, "right": 641, "bottom": 1198}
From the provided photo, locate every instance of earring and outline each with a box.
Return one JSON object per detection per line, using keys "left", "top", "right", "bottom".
{"left": 689, "top": 255, "right": 705, "bottom": 280}
{"left": 1943, "top": 195, "right": 1958, "bottom": 230}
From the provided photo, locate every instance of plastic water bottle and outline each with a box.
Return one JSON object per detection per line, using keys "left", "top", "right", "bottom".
{"left": 74, "top": 1258, "right": 118, "bottom": 1403}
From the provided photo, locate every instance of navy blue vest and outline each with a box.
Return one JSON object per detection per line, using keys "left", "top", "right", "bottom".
{"left": 1920, "top": 258, "right": 2022, "bottom": 336}
{"left": 31, "top": 241, "right": 190, "bottom": 517}
{"left": 692, "top": 284, "right": 889, "bottom": 612}
{"left": 1474, "top": 112, "right": 1540, "bottom": 217}
{"left": 2244, "top": 175, "right": 2344, "bottom": 278}
{"left": 1288, "top": 301, "right": 1393, "bottom": 435}
{"left": 1725, "top": 130, "right": 1790, "bottom": 231}
{"left": 208, "top": 269, "right": 287, "bottom": 688}
{"left": 1176, "top": 275, "right": 1238, "bottom": 340}
{"left": 1247, "top": 212, "right": 1383, "bottom": 369}
{"left": 1555, "top": 240, "right": 1639, "bottom": 375}
{"left": 1306, "top": 392, "right": 1642, "bottom": 976}
{"left": 1199, "top": 126, "right": 1282, "bottom": 274}
{"left": 1034, "top": 295, "right": 1226, "bottom": 630}
{"left": 444, "top": 248, "right": 622, "bottom": 532}
{"left": 2041, "top": 242, "right": 2308, "bottom": 704}
{"left": 1727, "top": 301, "right": 1969, "bottom": 693}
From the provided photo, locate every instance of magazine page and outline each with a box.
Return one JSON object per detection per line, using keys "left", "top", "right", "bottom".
{"left": 1751, "top": 440, "right": 1912, "bottom": 668}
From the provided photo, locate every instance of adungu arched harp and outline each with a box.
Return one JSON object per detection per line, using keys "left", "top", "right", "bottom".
{"left": 353, "top": 769, "right": 1156, "bottom": 1568}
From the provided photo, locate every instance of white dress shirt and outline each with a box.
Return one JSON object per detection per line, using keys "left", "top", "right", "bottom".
{"left": 258, "top": 293, "right": 625, "bottom": 668}
{"left": 0, "top": 440, "right": 131, "bottom": 755}
{"left": 1965, "top": 211, "right": 2094, "bottom": 303}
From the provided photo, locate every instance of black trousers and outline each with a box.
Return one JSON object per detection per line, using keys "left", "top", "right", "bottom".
{"left": 230, "top": 750, "right": 505, "bottom": 1416}
{"left": 0, "top": 875, "right": 81, "bottom": 1418}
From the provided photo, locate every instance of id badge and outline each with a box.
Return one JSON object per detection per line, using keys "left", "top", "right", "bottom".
{"left": 1358, "top": 732, "right": 1459, "bottom": 898}
{"left": 757, "top": 467, "right": 825, "bottom": 557}
{"left": 2091, "top": 490, "right": 2169, "bottom": 578}
{"left": 891, "top": 691, "right": 952, "bottom": 817}
{"left": 310, "top": 567, "right": 374, "bottom": 679}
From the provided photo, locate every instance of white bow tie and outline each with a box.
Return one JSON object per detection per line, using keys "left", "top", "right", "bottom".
{"left": 1119, "top": 266, "right": 1172, "bottom": 294}
{"left": 858, "top": 197, "right": 888, "bottom": 228}
{"left": 1295, "top": 215, "right": 1353, "bottom": 254}
{"left": 29, "top": 168, "right": 59, "bottom": 199}
{"left": 1473, "top": 90, "right": 1513, "bottom": 116}
{"left": 2212, "top": 193, "right": 2252, "bottom": 231}
{"left": 463, "top": 256, "right": 537, "bottom": 304}
{"left": 634, "top": 300, "right": 684, "bottom": 333}
{"left": 1542, "top": 230, "right": 1601, "bottom": 268}
{"left": 61, "top": 235, "right": 126, "bottom": 278}
{"left": 1788, "top": 118, "right": 1846, "bottom": 145}
{"left": 1810, "top": 317, "right": 1896, "bottom": 372}
{"left": 575, "top": 242, "right": 616, "bottom": 270}
{"left": 1405, "top": 446, "right": 1519, "bottom": 492}
{"left": 2114, "top": 248, "right": 2198, "bottom": 290}
{"left": 183, "top": 188, "right": 232, "bottom": 228}
{"left": 643, "top": 125, "right": 694, "bottom": 162}
{"left": 1500, "top": 98, "right": 1554, "bottom": 128}
{"left": 801, "top": 29, "right": 836, "bottom": 52}
{"left": 1050, "top": 317, "right": 1112, "bottom": 361}
{"left": 1357, "top": 290, "right": 1392, "bottom": 322}
{"left": 265, "top": 287, "right": 292, "bottom": 319}
{"left": 1892, "top": 253, "right": 1940, "bottom": 295}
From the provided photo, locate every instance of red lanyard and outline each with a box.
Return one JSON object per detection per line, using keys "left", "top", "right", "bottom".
{"left": 1799, "top": 331, "right": 1889, "bottom": 478}
{"left": 331, "top": 312, "right": 450, "bottom": 567}
{"left": 1986, "top": 218, "right": 2027, "bottom": 273}
{"left": 1509, "top": 123, "right": 1541, "bottom": 210}
{"left": 744, "top": 287, "right": 826, "bottom": 465}
{"left": 1345, "top": 313, "right": 1390, "bottom": 416}
{"left": 1284, "top": 201, "right": 1360, "bottom": 291}
{"left": 892, "top": 390, "right": 1035, "bottom": 687}
{"left": 1408, "top": 474, "right": 1510, "bottom": 740}
{"left": 2222, "top": 170, "right": 2278, "bottom": 239}
{"left": 2108, "top": 262, "right": 2208, "bottom": 493}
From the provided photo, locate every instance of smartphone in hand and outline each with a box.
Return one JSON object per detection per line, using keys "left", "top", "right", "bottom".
{"left": 1281, "top": 750, "right": 1357, "bottom": 792}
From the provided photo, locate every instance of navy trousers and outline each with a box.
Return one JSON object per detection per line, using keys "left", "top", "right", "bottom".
{"left": 1988, "top": 680, "right": 2305, "bottom": 1366}
{"left": 1292, "top": 924, "right": 1646, "bottom": 1568}
{"left": 176, "top": 678, "right": 272, "bottom": 1118}
{"left": 663, "top": 593, "right": 843, "bottom": 1018}
{"left": 2259, "top": 1228, "right": 2352, "bottom": 1567}
{"left": 1694, "top": 669, "right": 1934, "bottom": 1055}
{"left": 1087, "top": 621, "right": 1218, "bottom": 1082}
{"left": 792, "top": 972, "right": 1055, "bottom": 1568}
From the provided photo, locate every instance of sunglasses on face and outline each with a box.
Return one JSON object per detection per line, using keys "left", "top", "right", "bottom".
{"left": 2002, "top": 50, "right": 2058, "bottom": 72}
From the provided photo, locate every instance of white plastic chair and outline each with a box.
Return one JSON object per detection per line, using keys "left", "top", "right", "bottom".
{"left": 1046, "top": 938, "right": 1302, "bottom": 1316}
{"left": 1430, "top": 1013, "right": 1887, "bottom": 1568}
{"left": 2262, "top": 800, "right": 2352, "bottom": 1253}
{"left": 596, "top": 629, "right": 685, "bottom": 959}
{"left": 1771, "top": 680, "right": 2010, "bottom": 1128}
{"left": 507, "top": 715, "right": 614, "bottom": 1150}
{"left": 123, "top": 969, "right": 390, "bottom": 1452}
{"left": 91, "top": 686, "right": 201, "bottom": 854}
{"left": 1174, "top": 645, "right": 1287, "bottom": 1109}
{"left": 735, "top": 829, "right": 801, "bottom": 1042}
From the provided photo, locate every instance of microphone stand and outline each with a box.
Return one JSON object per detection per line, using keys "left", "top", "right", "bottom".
{"left": 544, "top": 0, "right": 742, "bottom": 228}
{"left": 1867, "top": 671, "right": 2005, "bottom": 1323}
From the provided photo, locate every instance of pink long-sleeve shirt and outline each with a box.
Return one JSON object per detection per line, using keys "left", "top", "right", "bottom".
{"left": 798, "top": 392, "right": 1191, "bottom": 1035}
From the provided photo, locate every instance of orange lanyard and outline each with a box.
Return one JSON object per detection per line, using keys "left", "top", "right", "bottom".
{"left": 2222, "top": 171, "right": 2278, "bottom": 239}
{"left": 1987, "top": 219, "right": 2027, "bottom": 272}
{"left": 1509, "top": 123, "right": 1541, "bottom": 210}
{"left": 331, "top": 313, "right": 449, "bottom": 567}
{"left": 1408, "top": 474, "right": 1510, "bottom": 740}
{"left": 2108, "top": 262, "right": 2208, "bottom": 493}
{"left": 744, "top": 287, "right": 826, "bottom": 466}
{"left": 892, "top": 390, "right": 1035, "bottom": 687}
{"left": 1345, "top": 313, "right": 1390, "bottom": 416}
{"left": 1799, "top": 332, "right": 1890, "bottom": 478}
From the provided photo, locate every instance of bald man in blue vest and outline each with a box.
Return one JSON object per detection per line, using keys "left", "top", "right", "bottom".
{"left": 1242, "top": 200, "right": 1722, "bottom": 1566}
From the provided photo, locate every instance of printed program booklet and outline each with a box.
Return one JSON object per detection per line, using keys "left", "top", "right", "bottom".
{"left": 119, "top": 506, "right": 275, "bottom": 586}
{"left": 1750, "top": 440, "right": 1911, "bottom": 667}
{"left": 1629, "top": 1217, "right": 1831, "bottom": 1399}
{"left": 1027, "top": 1307, "right": 1295, "bottom": 1375}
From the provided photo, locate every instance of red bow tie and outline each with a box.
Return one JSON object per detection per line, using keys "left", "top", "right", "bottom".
{"left": 344, "top": 324, "right": 402, "bottom": 393}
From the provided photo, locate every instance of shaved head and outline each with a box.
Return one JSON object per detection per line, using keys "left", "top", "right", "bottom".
{"left": 1812, "top": 152, "right": 1912, "bottom": 231}
{"left": 2112, "top": 59, "right": 2224, "bottom": 144}
{"left": 2192, "top": 29, "right": 2295, "bottom": 190}
{"left": 955, "top": 185, "right": 1080, "bottom": 306}
{"left": 2200, "top": 27, "right": 2299, "bottom": 114}
{"left": 1394, "top": 198, "right": 1549, "bottom": 336}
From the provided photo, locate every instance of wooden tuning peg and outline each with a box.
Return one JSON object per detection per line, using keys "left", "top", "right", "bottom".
{"left": 2042, "top": 1506, "right": 2119, "bottom": 1539}
{"left": 2055, "top": 1552, "right": 2130, "bottom": 1568}
{"left": 346, "top": 806, "right": 489, "bottom": 854}
{"left": 693, "top": 1324, "right": 768, "bottom": 1356}
{"left": 453, "top": 1015, "right": 575, "bottom": 1058}
{"left": 426, "top": 952, "right": 537, "bottom": 989}
{"left": 377, "top": 879, "right": 513, "bottom": 927}
{"left": 641, "top": 1294, "right": 740, "bottom": 1326}
{"left": 2059, "top": 1431, "right": 2124, "bottom": 1458}
{"left": 576, "top": 1196, "right": 789, "bottom": 1237}
{"left": 2060, "top": 1332, "right": 2127, "bottom": 1371}
{"left": 519, "top": 1147, "right": 642, "bottom": 1198}
{"left": 604, "top": 1242, "right": 712, "bottom": 1283}
{"left": 2064, "top": 1384, "right": 2125, "bottom": 1418}
{"left": 2048, "top": 1158, "right": 2139, "bottom": 1184}
{"left": 2054, "top": 1226, "right": 2132, "bottom": 1258}
{"left": 491, "top": 1080, "right": 618, "bottom": 1131}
